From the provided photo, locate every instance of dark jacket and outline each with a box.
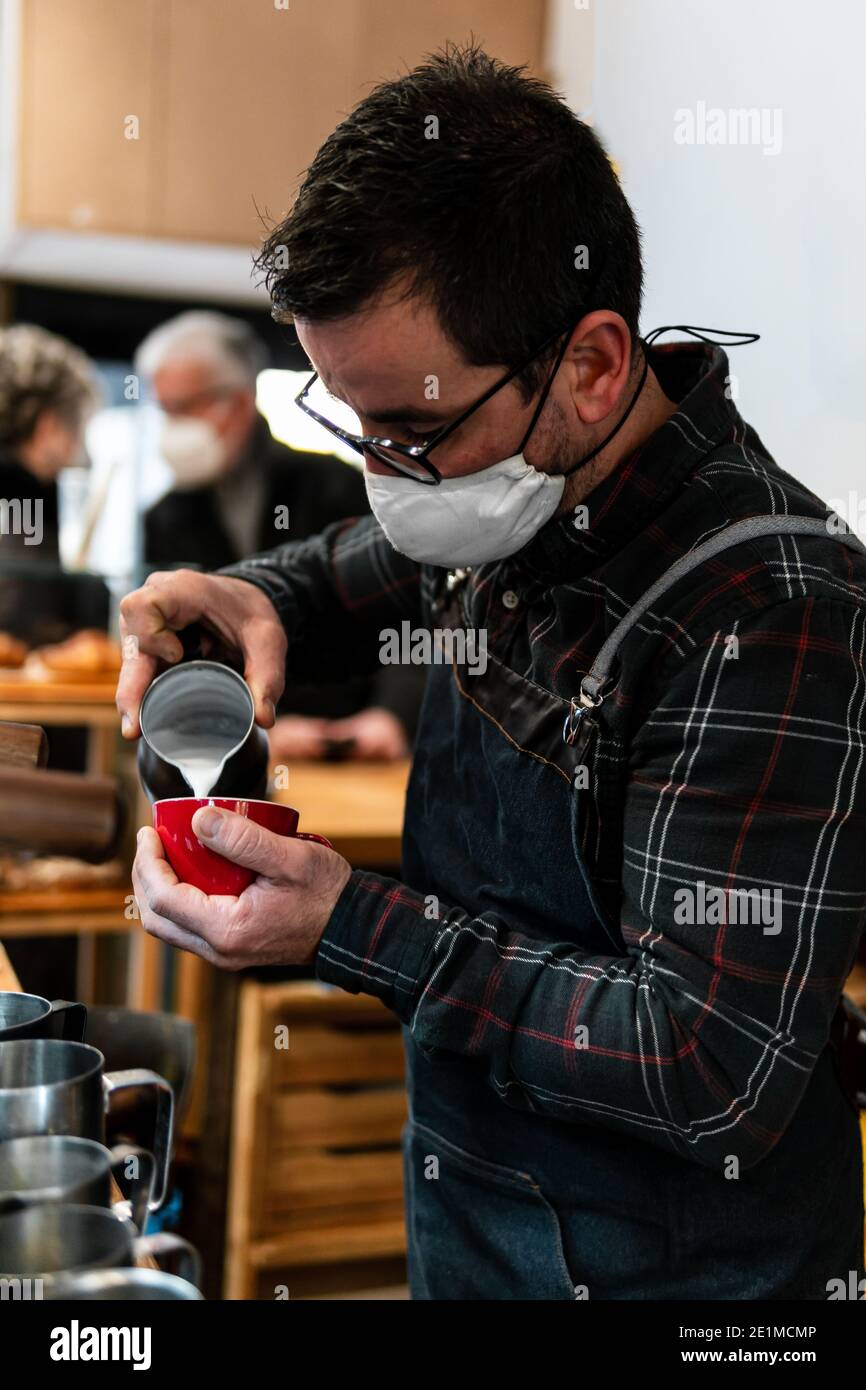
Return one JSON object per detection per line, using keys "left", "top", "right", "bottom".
{"left": 0, "top": 452, "right": 59, "bottom": 563}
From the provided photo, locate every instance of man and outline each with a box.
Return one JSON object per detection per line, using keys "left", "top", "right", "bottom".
{"left": 137, "top": 310, "right": 418, "bottom": 759}
{"left": 118, "top": 47, "right": 865, "bottom": 1299}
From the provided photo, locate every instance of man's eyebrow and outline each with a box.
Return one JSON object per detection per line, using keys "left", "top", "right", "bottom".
{"left": 362, "top": 403, "right": 450, "bottom": 426}
{"left": 317, "top": 377, "right": 449, "bottom": 427}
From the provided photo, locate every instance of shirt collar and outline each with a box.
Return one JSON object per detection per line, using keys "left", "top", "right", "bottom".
{"left": 516, "top": 341, "right": 743, "bottom": 580}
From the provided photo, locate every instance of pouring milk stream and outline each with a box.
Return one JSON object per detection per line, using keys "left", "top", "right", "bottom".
{"left": 151, "top": 738, "right": 233, "bottom": 799}
{"left": 137, "top": 660, "right": 270, "bottom": 804}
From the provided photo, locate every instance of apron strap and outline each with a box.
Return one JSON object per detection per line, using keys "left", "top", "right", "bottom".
{"left": 577, "top": 514, "right": 866, "bottom": 711}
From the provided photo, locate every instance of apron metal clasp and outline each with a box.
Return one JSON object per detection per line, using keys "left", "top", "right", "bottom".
{"left": 563, "top": 686, "right": 604, "bottom": 748}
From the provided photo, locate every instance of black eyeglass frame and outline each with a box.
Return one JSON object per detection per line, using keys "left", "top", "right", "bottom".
{"left": 293, "top": 314, "right": 582, "bottom": 486}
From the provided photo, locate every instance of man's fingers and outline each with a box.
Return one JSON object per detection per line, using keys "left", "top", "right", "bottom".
{"left": 133, "top": 827, "right": 233, "bottom": 935}
{"left": 117, "top": 570, "right": 287, "bottom": 735}
{"left": 116, "top": 573, "right": 203, "bottom": 732}
{"left": 191, "top": 806, "right": 307, "bottom": 877}
{"left": 119, "top": 574, "right": 195, "bottom": 661}
{"left": 116, "top": 619, "right": 159, "bottom": 738}
{"left": 239, "top": 615, "right": 287, "bottom": 727}
{"left": 138, "top": 904, "right": 226, "bottom": 964}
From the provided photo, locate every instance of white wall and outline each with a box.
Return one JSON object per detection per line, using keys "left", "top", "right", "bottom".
{"left": 546, "top": 0, "right": 866, "bottom": 521}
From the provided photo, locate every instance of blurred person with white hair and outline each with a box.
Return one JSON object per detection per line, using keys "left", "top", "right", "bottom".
{"left": 0, "top": 324, "right": 100, "bottom": 562}
{"left": 136, "top": 310, "right": 422, "bottom": 760}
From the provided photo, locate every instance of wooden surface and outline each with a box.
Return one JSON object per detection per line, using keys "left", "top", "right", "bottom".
{"left": 225, "top": 980, "right": 406, "bottom": 1299}
{"left": 0, "top": 721, "right": 48, "bottom": 769}
{"left": 0, "top": 766, "right": 121, "bottom": 861}
{"left": 0, "top": 670, "right": 118, "bottom": 702}
{"left": 272, "top": 759, "right": 409, "bottom": 864}
{"left": 0, "top": 888, "right": 127, "bottom": 939}
{"left": 18, "top": 0, "right": 546, "bottom": 246}
{"left": 0, "top": 689, "right": 129, "bottom": 1006}
{"left": 847, "top": 962, "right": 866, "bottom": 1008}
{"left": 0, "top": 939, "right": 21, "bottom": 990}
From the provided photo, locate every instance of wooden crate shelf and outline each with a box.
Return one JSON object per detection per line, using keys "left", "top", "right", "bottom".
{"left": 225, "top": 980, "right": 407, "bottom": 1299}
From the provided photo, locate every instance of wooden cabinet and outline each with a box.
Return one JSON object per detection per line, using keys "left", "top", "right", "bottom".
{"left": 18, "top": 0, "right": 160, "bottom": 236}
{"left": 155, "top": 0, "right": 362, "bottom": 244}
{"left": 16, "top": 0, "right": 546, "bottom": 247}
{"left": 225, "top": 980, "right": 407, "bottom": 1299}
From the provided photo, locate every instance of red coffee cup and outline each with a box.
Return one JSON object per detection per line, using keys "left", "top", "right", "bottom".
{"left": 152, "top": 798, "right": 332, "bottom": 894}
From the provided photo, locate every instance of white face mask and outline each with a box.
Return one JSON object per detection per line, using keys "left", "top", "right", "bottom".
{"left": 160, "top": 415, "right": 228, "bottom": 489}
{"left": 365, "top": 453, "right": 565, "bottom": 567}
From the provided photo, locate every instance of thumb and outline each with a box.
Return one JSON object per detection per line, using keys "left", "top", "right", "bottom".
{"left": 192, "top": 807, "right": 295, "bottom": 875}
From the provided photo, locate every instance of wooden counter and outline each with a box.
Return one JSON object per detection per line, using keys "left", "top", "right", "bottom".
{"left": 271, "top": 759, "right": 410, "bottom": 864}
{"left": 0, "top": 675, "right": 131, "bottom": 1002}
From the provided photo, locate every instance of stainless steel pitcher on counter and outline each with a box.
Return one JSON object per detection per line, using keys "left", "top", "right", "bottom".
{"left": 40, "top": 1267, "right": 203, "bottom": 1300}
{"left": 0, "top": 991, "right": 86, "bottom": 1042}
{"left": 0, "top": 1203, "right": 200, "bottom": 1287}
{"left": 0, "top": 1134, "right": 155, "bottom": 1232}
{"left": 0, "top": 1039, "right": 173, "bottom": 1210}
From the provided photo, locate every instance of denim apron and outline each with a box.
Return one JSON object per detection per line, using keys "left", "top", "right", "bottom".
{"left": 399, "top": 550, "right": 865, "bottom": 1301}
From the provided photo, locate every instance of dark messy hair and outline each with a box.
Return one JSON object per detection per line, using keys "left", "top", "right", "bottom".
{"left": 256, "top": 43, "right": 643, "bottom": 397}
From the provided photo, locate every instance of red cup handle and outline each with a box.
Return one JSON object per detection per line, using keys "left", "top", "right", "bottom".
{"left": 296, "top": 832, "right": 333, "bottom": 849}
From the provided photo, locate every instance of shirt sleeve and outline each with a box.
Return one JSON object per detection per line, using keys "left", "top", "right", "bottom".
{"left": 218, "top": 513, "right": 423, "bottom": 684}
{"left": 314, "top": 596, "right": 866, "bottom": 1171}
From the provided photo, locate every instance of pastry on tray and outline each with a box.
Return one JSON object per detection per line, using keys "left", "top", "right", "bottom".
{"left": 0, "top": 854, "right": 125, "bottom": 892}
{"left": 24, "top": 629, "right": 122, "bottom": 681}
{"left": 0, "top": 631, "right": 28, "bottom": 669}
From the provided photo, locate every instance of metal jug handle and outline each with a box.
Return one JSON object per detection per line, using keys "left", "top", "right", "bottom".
{"left": 110, "top": 1143, "right": 156, "bottom": 1233}
{"left": 180, "top": 623, "right": 206, "bottom": 662}
{"left": 48, "top": 999, "right": 87, "bottom": 1041}
{"left": 103, "top": 1068, "right": 174, "bottom": 1210}
{"left": 134, "top": 1232, "right": 201, "bottom": 1288}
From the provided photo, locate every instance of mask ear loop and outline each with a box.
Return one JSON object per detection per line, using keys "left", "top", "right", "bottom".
{"left": 516, "top": 318, "right": 578, "bottom": 455}
{"left": 643, "top": 324, "right": 760, "bottom": 349}
{"left": 560, "top": 321, "right": 760, "bottom": 479}
{"left": 561, "top": 337, "right": 650, "bottom": 479}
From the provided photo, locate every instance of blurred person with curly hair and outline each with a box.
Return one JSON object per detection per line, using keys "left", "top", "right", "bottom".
{"left": 0, "top": 324, "right": 100, "bottom": 560}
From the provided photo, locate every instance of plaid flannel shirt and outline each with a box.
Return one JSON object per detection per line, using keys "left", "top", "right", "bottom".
{"left": 222, "top": 342, "right": 866, "bottom": 1171}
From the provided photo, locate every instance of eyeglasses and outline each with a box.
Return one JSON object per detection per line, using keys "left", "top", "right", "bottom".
{"left": 158, "top": 385, "right": 238, "bottom": 417}
{"left": 294, "top": 315, "right": 582, "bottom": 486}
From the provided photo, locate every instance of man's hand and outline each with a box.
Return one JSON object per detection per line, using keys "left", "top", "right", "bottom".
{"left": 268, "top": 714, "right": 332, "bottom": 762}
{"left": 116, "top": 570, "right": 287, "bottom": 738}
{"left": 132, "top": 806, "right": 352, "bottom": 969}
{"left": 324, "top": 707, "right": 409, "bottom": 761}
{"left": 268, "top": 708, "right": 409, "bottom": 762}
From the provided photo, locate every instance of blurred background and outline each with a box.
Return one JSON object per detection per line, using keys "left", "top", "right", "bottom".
{"left": 0, "top": 0, "right": 862, "bottom": 1301}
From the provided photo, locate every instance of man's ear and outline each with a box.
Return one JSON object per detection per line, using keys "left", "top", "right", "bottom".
{"left": 566, "top": 312, "right": 633, "bottom": 426}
